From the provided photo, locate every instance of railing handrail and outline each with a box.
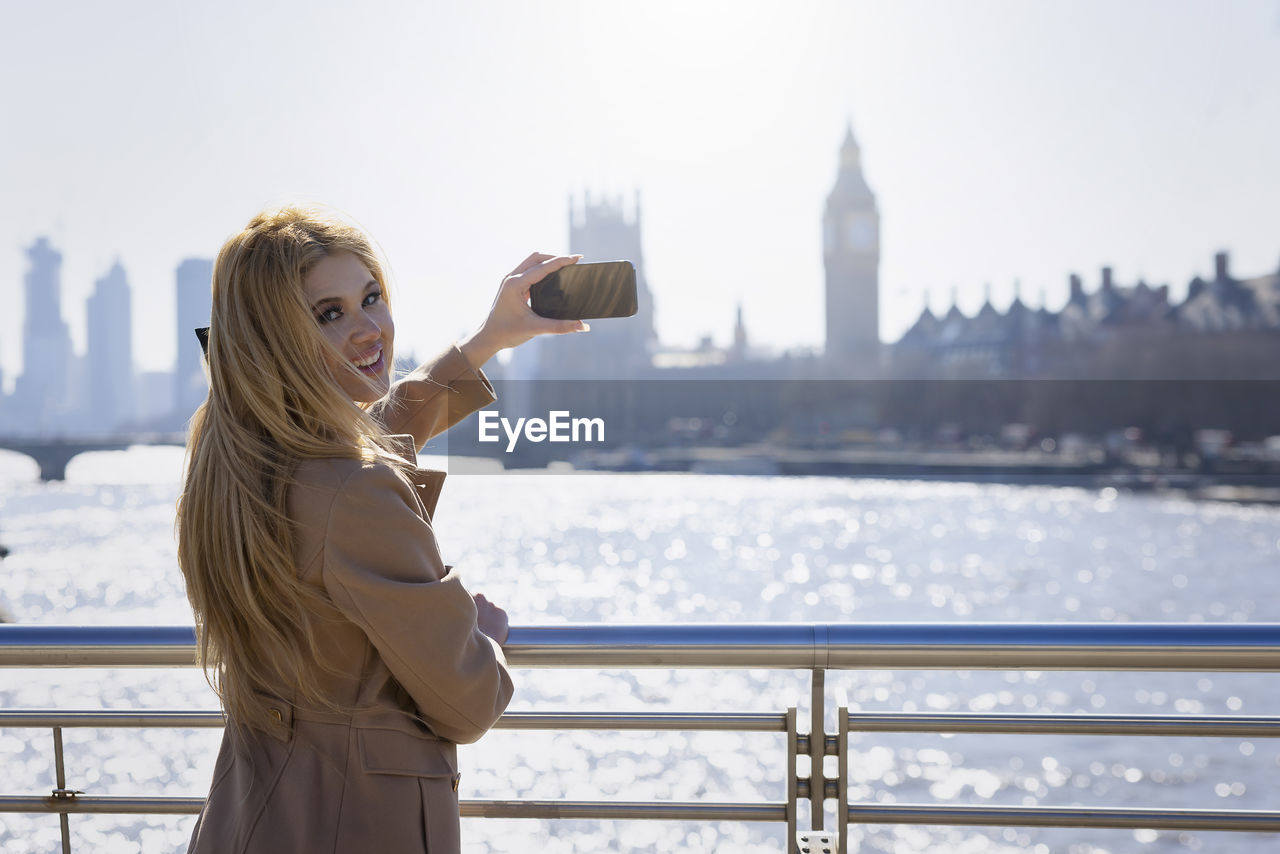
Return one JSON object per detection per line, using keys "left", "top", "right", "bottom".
{"left": 4, "top": 622, "right": 1280, "bottom": 670}
{"left": 6, "top": 622, "right": 1280, "bottom": 853}
{"left": 7, "top": 708, "right": 1280, "bottom": 739}
{"left": 0, "top": 709, "right": 790, "bottom": 732}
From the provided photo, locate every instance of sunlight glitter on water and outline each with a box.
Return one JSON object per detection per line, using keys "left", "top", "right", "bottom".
{"left": 2, "top": 447, "right": 1280, "bottom": 852}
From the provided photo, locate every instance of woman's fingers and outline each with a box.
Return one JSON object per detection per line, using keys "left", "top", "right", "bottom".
{"left": 539, "top": 318, "right": 589, "bottom": 334}
{"left": 509, "top": 253, "right": 581, "bottom": 293}
{"left": 472, "top": 592, "right": 510, "bottom": 644}
{"left": 507, "top": 252, "right": 556, "bottom": 277}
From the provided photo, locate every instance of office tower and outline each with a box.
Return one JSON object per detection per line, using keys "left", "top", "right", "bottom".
{"left": 822, "top": 124, "right": 881, "bottom": 371}
{"left": 85, "top": 260, "right": 135, "bottom": 430}
{"left": 175, "top": 258, "right": 213, "bottom": 419}
{"left": 13, "top": 237, "right": 74, "bottom": 429}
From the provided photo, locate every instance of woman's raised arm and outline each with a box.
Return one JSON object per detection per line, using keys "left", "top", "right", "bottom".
{"left": 457, "top": 252, "right": 589, "bottom": 370}
{"left": 372, "top": 253, "right": 590, "bottom": 450}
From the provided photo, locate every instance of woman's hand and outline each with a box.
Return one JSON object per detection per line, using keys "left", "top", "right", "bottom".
{"left": 458, "top": 253, "right": 590, "bottom": 370}
{"left": 472, "top": 592, "right": 510, "bottom": 646}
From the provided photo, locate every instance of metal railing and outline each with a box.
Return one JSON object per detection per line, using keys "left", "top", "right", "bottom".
{"left": 4, "top": 622, "right": 1280, "bottom": 853}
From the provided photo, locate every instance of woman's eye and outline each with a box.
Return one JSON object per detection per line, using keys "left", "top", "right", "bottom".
{"left": 317, "top": 306, "right": 342, "bottom": 324}
{"left": 362, "top": 291, "right": 382, "bottom": 307}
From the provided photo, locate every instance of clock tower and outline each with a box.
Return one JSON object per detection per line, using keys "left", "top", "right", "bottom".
{"left": 823, "top": 123, "right": 881, "bottom": 371}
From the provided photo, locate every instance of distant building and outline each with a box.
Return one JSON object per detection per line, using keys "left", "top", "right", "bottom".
{"left": 728, "top": 303, "right": 749, "bottom": 364}
{"left": 898, "top": 281, "right": 1058, "bottom": 376}
{"left": 12, "top": 237, "right": 73, "bottom": 431}
{"left": 1058, "top": 267, "right": 1173, "bottom": 341}
{"left": 568, "top": 191, "right": 657, "bottom": 371}
{"left": 1173, "top": 252, "right": 1280, "bottom": 331}
{"left": 85, "top": 260, "right": 135, "bottom": 431}
{"left": 823, "top": 124, "right": 882, "bottom": 373}
{"left": 175, "top": 258, "right": 213, "bottom": 420}
{"left": 893, "top": 252, "right": 1280, "bottom": 377}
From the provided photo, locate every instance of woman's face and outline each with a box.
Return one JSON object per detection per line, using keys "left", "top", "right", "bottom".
{"left": 301, "top": 251, "right": 394, "bottom": 403}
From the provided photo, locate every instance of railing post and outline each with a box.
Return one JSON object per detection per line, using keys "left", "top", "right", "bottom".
{"left": 786, "top": 707, "right": 799, "bottom": 852}
{"left": 837, "top": 706, "right": 849, "bottom": 854}
{"left": 810, "top": 667, "right": 825, "bottom": 832}
{"left": 52, "top": 725, "right": 72, "bottom": 854}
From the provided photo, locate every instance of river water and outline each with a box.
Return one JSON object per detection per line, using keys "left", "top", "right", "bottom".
{"left": 1, "top": 446, "right": 1278, "bottom": 853}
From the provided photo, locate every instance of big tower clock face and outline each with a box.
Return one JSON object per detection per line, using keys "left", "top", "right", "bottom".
{"left": 844, "top": 213, "right": 876, "bottom": 251}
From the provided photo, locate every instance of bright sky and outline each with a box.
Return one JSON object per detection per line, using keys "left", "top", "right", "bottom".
{"left": 2, "top": 0, "right": 1278, "bottom": 382}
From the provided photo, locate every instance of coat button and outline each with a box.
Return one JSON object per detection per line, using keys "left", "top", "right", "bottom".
{"left": 269, "top": 708, "right": 282, "bottom": 723}
{"left": 452, "top": 774, "right": 461, "bottom": 792}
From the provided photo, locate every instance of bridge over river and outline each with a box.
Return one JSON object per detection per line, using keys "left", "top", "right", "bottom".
{"left": 0, "top": 434, "right": 186, "bottom": 481}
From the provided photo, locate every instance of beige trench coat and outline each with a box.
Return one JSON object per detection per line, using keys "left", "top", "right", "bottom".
{"left": 187, "top": 346, "right": 513, "bottom": 854}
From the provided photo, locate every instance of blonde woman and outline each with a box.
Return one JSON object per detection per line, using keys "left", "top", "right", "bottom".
{"left": 178, "top": 205, "right": 585, "bottom": 853}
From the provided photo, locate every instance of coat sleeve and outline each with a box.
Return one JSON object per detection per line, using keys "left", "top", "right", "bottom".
{"left": 319, "top": 463, "right": 514, "bottom": 744}
{"left": 368, "top": 344, "right": 496, "bottom": 452}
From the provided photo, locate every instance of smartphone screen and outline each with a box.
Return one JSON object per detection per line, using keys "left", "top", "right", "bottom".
{"left": 530, "top": 260, "right": 638, "bottom": 320}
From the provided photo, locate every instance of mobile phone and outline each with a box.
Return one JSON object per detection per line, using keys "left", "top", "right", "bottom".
{"left": 530, "top": 260, "right": 638, "bottom": 320}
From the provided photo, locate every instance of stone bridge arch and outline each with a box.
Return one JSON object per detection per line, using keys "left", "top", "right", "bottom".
{"left": 0, "top": 435, "right": 185, "bottom": 481}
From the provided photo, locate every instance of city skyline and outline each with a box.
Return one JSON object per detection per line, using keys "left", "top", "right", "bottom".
{"left": 3, "top": 219, "right": 1271, "bottom": 435}
{"left": 2, "top": 0, "right": 1279, "bottom": 386}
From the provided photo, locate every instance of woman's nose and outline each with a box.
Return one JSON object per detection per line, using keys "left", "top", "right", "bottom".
{"left": 350, "top": 310, "right": 381, "bottom": 343}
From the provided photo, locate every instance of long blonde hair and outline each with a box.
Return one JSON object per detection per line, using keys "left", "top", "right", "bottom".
{"left": 177, "top": 205, "right": 407, "bottom": 731}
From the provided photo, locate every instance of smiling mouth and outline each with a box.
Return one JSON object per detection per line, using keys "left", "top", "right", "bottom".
{"left": 351, "top": 346, "right": 385, "bottom": 376}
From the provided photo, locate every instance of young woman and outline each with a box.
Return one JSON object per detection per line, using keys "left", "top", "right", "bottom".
{"left": 178, "top": 205, "right": 585, "bottom": 852}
